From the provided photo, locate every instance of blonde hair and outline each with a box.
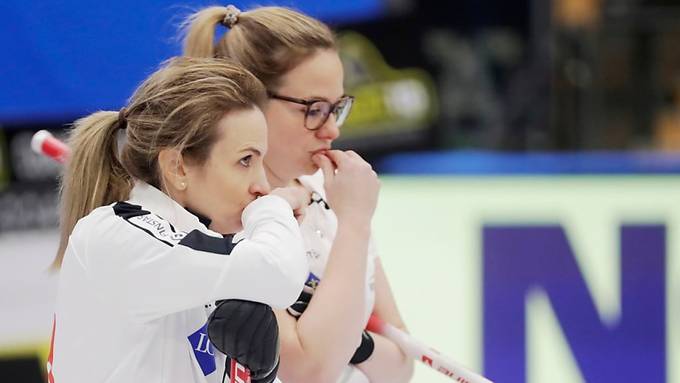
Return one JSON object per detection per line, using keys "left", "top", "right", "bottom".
{"left": 182, "top": 5, "right": 336, "bottom": 90}
{"left": 56, "top": 57, "right": 266, "bottom": 267}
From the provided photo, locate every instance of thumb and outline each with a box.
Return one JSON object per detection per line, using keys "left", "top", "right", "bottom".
{"left": 312, "top": 153, "right": 335, "bottom": 182}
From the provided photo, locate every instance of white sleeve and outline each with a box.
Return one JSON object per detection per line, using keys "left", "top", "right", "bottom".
{"left": 338, "top": 366, "right": 370, "bottom": 383}
{"left": 81, "top": 195, "right": 307, "bottom": 322}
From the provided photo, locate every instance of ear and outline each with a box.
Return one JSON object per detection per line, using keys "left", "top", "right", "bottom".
{"left": 158, "top": 148, "right": 188, "bottom": 192}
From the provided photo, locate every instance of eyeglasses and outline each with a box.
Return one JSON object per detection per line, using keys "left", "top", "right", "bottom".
{"left": 268, "top": 91, "right": 354, "bottom": 131}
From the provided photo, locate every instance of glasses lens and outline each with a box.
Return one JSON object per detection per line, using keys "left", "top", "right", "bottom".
{"left": 305, "top": 101, "right": 332, "bottom": 130}
{"left": 334, "top": 97, "right": 354, "bottom": 127}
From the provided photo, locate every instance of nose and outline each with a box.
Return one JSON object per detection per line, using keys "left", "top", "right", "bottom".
{"left": 315, "top": 114, "right": 340, "bottom": 141}
{"left": 249, "top": 169, "right": 271, "bottom": 197}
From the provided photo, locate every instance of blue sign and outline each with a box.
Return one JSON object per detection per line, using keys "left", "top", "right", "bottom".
{"left": 0, "top": 0, "right": 384, "bottom": 124}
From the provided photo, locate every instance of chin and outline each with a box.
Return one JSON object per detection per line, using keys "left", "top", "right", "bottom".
{"left": 229, "top": 221, "right": 244, "bottom": 234}
{"left": 302, "top": 159, "right": 319, "bottom": 175}
{"left": 211, "top": 220, "right": 242, "bottom": 235}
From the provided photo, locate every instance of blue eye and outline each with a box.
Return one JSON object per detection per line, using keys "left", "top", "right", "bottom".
{"left": 239, "top": 155, "right": 252, "bottom": 167}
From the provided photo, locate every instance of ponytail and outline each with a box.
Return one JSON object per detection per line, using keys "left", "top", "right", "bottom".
{"left": 55, "top": 111, "right": 132, "bottom": 268}
{"left": 182, "top": 5, "right": 336, "bottom": 90}
{"left": 182, "top": 6, "right": 228, "bottom": 58}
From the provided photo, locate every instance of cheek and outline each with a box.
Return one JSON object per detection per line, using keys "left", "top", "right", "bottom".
{"left": 210, "top": 180, "right": 247, "bottom": 226}
{"left": 266, "top": 107, "right": 305, "bottom": 141}
{"left": 220, "top": 176, "right": 246, "bottom": 200}
{"left": 204, "top": 168, "right": 243, "bottom": 206}
{"left": 268, "top": 125, "right": 305, "bottom": 155}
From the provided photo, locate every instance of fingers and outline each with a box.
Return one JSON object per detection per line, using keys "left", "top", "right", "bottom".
{"left": 322, "top": 150, "right": 348, "bottom": 168}
{"left": 291, "top": 185, "right": 308, "bottom": 222}
{"left": 344, "top": 150, "right": 362, "bottom": 161}
{"left": 293, "top": 206, "right": 306, "bottom": 224}
{"left": 325, "top": 150, "right": 372, "bottom": 170}
{"left": 312, "top": 152, "right": 336, "bottom": 180}
{"left": 270, "top": 184, "right": 309, "bottom": 223}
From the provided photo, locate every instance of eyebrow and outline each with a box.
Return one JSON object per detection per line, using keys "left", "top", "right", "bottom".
{"left": 307, "top": 94, "right": 348, "bottom": 102}
{"left": 239, "top": 147, "right": 262, "bottom": 156}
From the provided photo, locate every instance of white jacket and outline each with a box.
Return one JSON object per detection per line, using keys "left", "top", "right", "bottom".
{"left": 49, "top": 182, "right": 307, "bottom": 383}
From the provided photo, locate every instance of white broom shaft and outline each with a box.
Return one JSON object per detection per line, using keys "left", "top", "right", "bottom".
{"left": 367, "top": 315, "right": 494, "bottom": 383}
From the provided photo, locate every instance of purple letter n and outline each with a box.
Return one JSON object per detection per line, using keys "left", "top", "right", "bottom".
{"left": 483, "top": 225, "right": 665, "bottom": 382}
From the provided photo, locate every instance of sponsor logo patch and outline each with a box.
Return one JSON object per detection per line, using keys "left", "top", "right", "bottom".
{"left": 306, "top": 272, "right": 321, "bottom": 289}
{"left": 129, "top": 213, "right": 186, "bottom": 245}
{"left": 188, "top": 322, "right": 216, "bottom": 376}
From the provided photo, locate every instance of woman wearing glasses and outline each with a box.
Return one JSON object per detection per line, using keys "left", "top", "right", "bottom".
{"left": 183, "top": 5, "right": 413, "bottom": 383}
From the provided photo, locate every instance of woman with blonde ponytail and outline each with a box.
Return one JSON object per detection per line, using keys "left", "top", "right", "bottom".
{"left": 183, "top": 6, "right": 414, "bottom": 383}
{"left": 50, "top": 57, "right": 308, "bottom": 383}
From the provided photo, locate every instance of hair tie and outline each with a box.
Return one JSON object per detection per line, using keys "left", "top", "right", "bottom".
{"left": 223, "top": 5, "right": 241, "bottom": 28}
{"left": 117, "top": 107, "right": 128, "bottom": 130}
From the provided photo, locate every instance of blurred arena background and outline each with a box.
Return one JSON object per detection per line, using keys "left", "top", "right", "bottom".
{"left": 1, "top": 0, "right": 679, "bottom": 382}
